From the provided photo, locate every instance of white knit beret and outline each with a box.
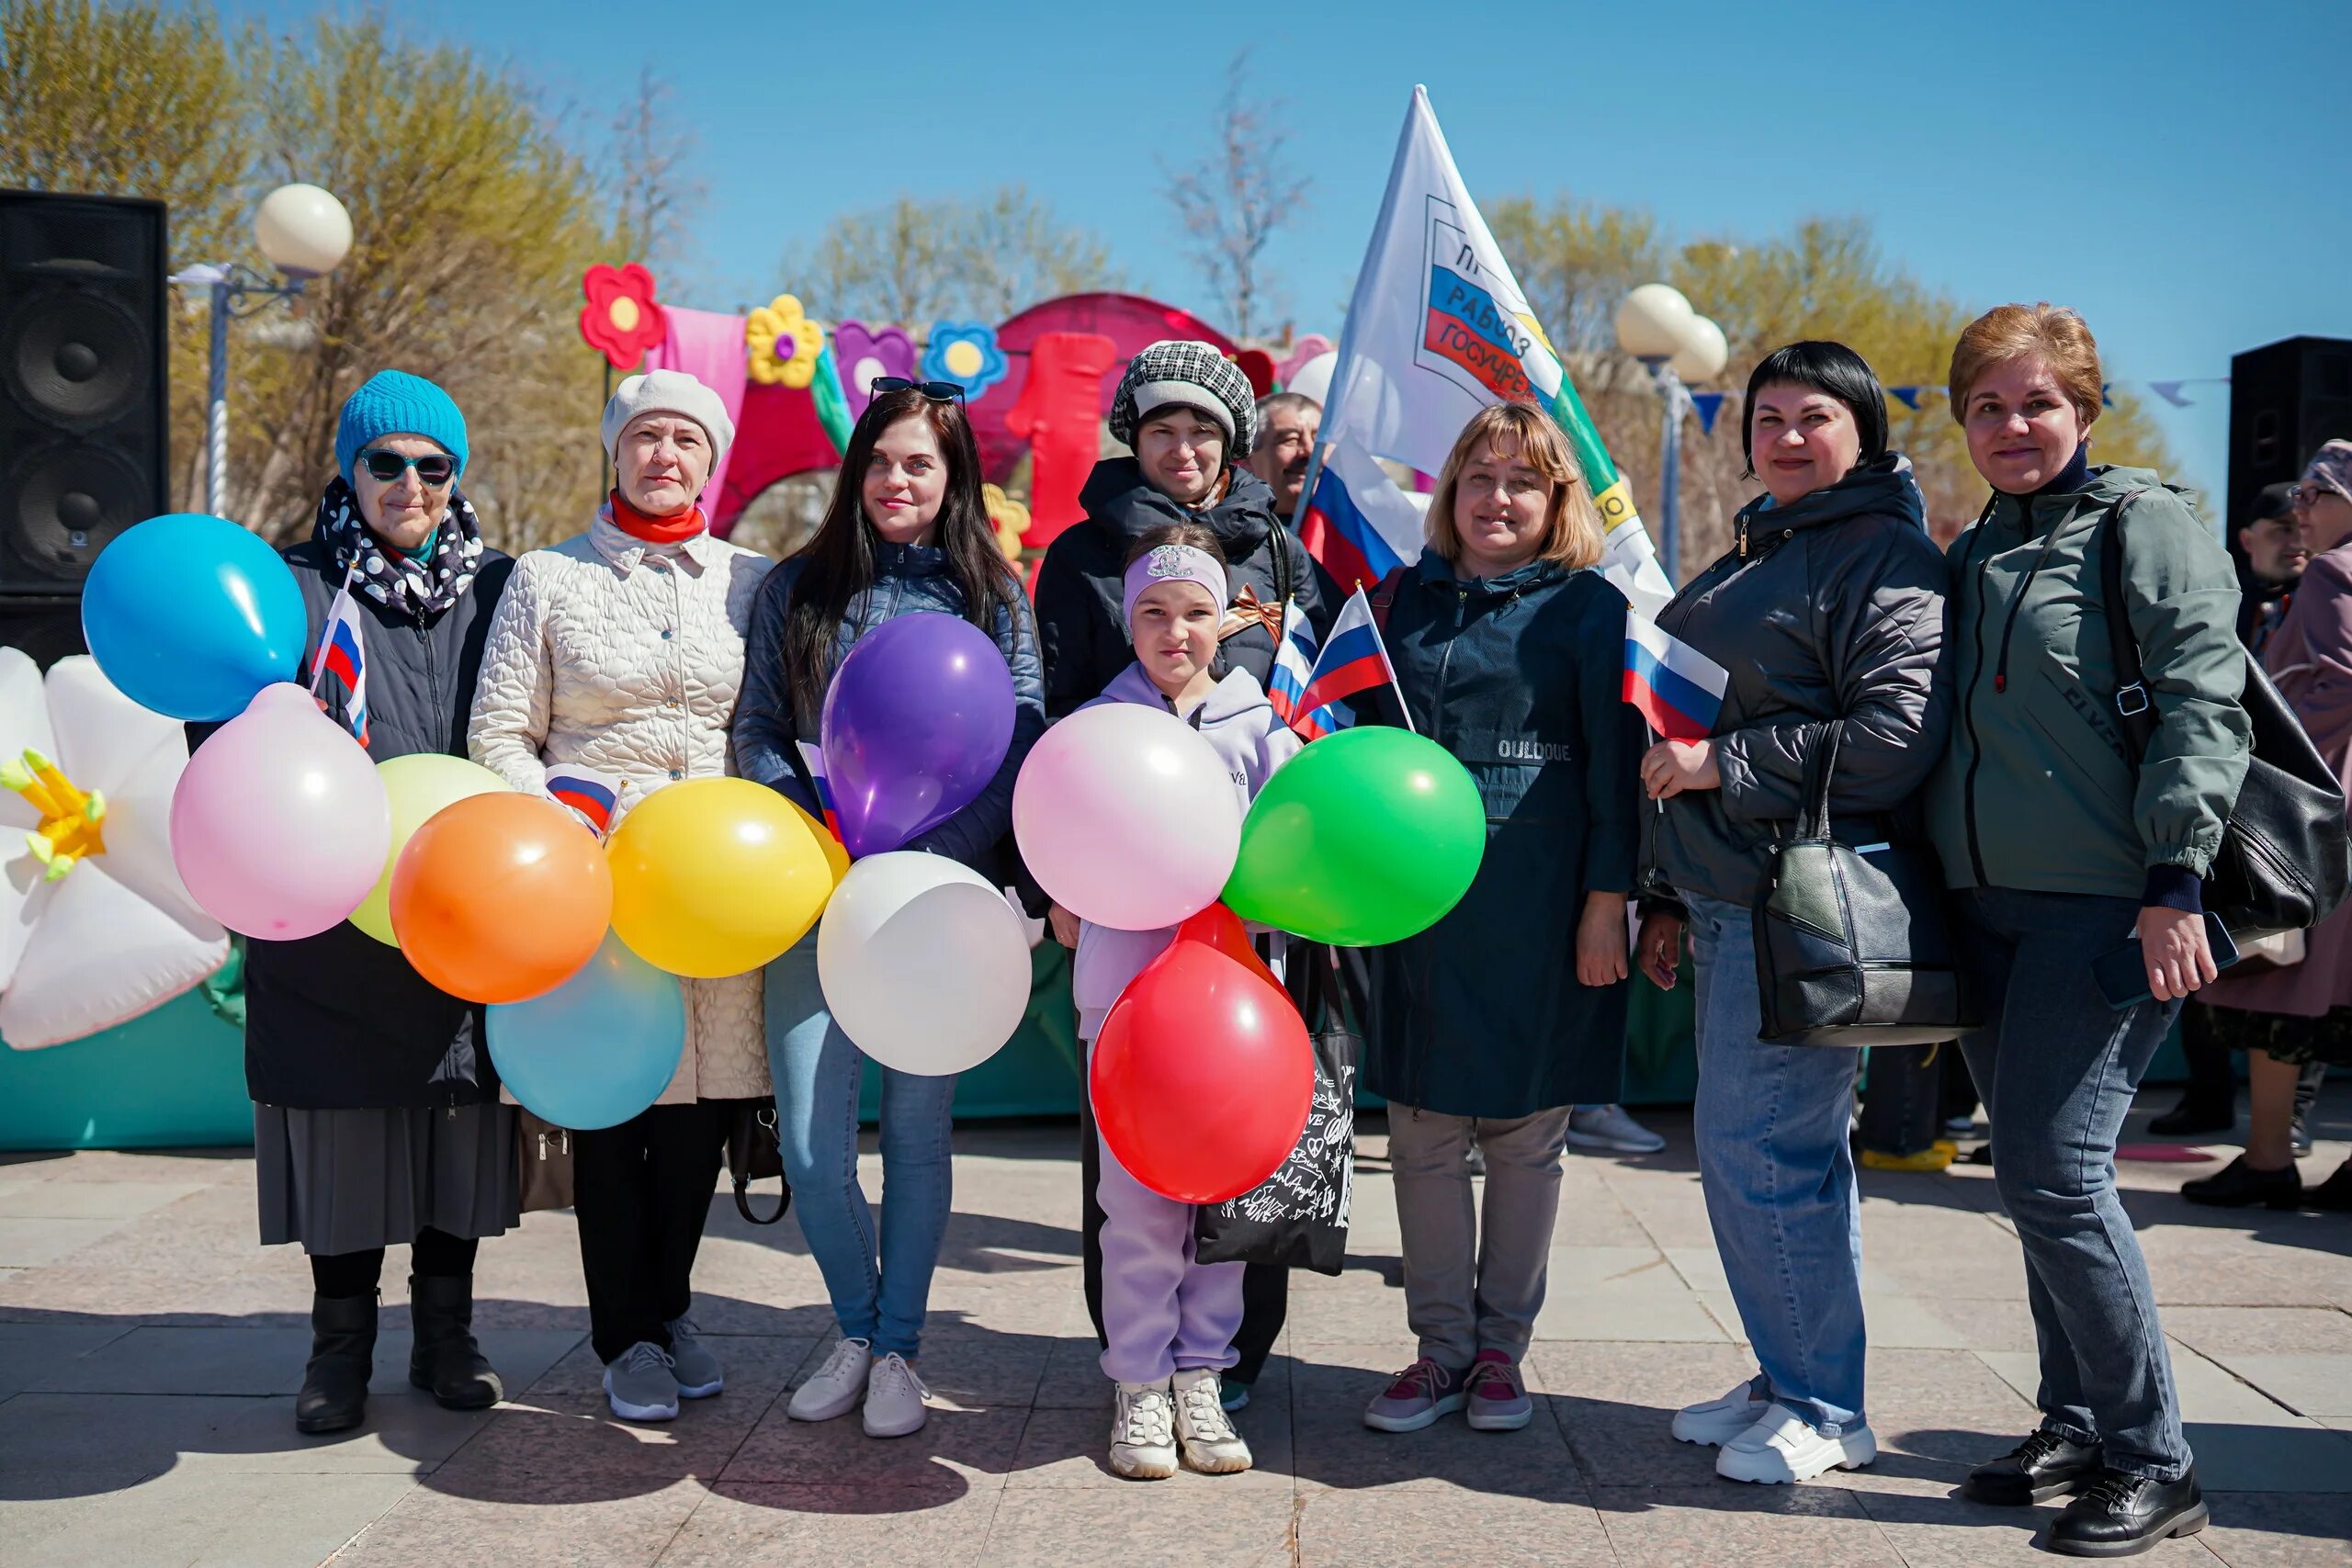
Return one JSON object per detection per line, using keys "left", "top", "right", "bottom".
{"left": 600, "top": 368, "right": 735, "bottom": 470}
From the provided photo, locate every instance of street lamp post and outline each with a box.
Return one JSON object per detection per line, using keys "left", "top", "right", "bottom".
{"left": 169, "top": 183, "right": 352, "bottom": 519}
{"left": 1614, "top": 284, "right": 1727, "bottom": 583}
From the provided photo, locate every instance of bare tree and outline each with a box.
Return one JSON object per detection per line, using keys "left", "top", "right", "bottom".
{"left": 784, "top": 186, "right": 1121, "bottom": 326}
{"left": 605, "top": 67, "right": 703, "bottom": 274}
{"left": 1161, "top": 50, "right": 1309, "bottom": 341}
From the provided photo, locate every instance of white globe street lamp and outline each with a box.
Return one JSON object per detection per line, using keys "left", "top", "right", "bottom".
{"left": 1615, "top": 283, "right": 1727, "bottom": 581}
{"left": 169, "top": 183, "right": 353, "bottom": 518}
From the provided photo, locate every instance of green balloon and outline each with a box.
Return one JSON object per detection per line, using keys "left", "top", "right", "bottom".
{"left": 1224, "top": 727, "right": 1487, "bottom": 945}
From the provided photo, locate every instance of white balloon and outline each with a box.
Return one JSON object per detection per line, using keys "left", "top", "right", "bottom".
{"left": 816, "top": 851, "right": 1030, "bottom": 1077}
{"left": 1285, "top": 350, "right": 1338, "bottom": 409}
{"left": 1012, "top": 704, "right": 1241, "bottom": 931}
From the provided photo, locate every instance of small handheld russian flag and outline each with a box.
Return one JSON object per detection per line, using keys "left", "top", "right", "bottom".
{"left": 795, "top": 741, "right": 842, "bottom": 843}
{"left": 1285, "top": 585, "right": 1408, "bottom": 739}
{"left": 546, "top": 763, "right": 623, "bottom": 839}
{"left": 1623, "top": 608, "right": 1728, "bottom": 742}
{"left": 1266, "top": 598, "right": 1358, "bottom": 739}
{"left": 308, "top": 568, "right": 369, "bottom": 747}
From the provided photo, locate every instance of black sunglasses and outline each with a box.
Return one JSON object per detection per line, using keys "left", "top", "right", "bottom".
{"left": 868, "top": 377, "right": 967, "bottom": 404}
{"left": 359, "top": 449, "right": 458, "bottom": 487}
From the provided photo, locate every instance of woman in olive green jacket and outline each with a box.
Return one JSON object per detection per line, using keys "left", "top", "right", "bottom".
{"left": 1928, "top": 304, "right": 2246, "bottom": 1557}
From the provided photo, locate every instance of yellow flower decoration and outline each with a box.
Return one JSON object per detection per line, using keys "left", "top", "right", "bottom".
{"left": 982, "top": 483, "right": 1029, "bottom": 564}
{"left": 746, "top": 293, "right": 821, "bottom": 389}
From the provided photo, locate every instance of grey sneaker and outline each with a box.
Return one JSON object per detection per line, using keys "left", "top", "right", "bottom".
{"left": 665, "top": 1315, "right": 722, "bottom": 1399}
{"left": 1566, "top": 1104, "right": 1666, "bottom": 1155}
{"left": 863, "top": 1351, "right": 931, "bottom": 1438}
{"left": 787, "top": 1336, "right": 872, "bottom": 1422}
{"left": 602, "top": 1341, "right": 679, "bottom": 1423}
{"left": 1363, "top": 1357, "right": 1467, "bottom": 1432}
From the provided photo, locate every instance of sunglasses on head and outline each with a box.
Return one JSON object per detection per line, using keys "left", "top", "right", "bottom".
{"left": 867, "top": 377, "right": 967, "bottom": 404}
{"left": 359, "top": 449, "right": 457, "bottom": 486}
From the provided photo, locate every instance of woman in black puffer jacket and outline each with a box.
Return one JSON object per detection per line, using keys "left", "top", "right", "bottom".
{"left": 1633, "top": 343, "right": 1949, "bottom": 1485}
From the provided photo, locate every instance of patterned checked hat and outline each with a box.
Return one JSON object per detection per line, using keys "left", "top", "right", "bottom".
{"left": 1109, "top": 340, "right": 1258, "bottom": 459}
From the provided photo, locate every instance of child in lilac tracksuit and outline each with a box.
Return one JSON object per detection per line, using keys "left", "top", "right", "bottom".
{"left": 1070, "top": 524, "right": 1302, "bottom": 1480}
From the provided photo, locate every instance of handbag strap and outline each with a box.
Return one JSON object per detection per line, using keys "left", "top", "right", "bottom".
{"left": 2094, "top": 490, "right": 2159, "bottom": 766}
{"left": 1795, "top": 720, "right": 1847, "bottom": 840}
{"left": 729, "top": 1104, "right": 788, "bottom": 1226}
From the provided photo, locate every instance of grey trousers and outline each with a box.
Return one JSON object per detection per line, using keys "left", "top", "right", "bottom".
{"left": 1385, "top": 1101, "right": 1573, "bottom": 1368}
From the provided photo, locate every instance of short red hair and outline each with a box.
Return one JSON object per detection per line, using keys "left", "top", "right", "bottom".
{"left": 1948, "top": 303, "right": 2104, "bottom": 427}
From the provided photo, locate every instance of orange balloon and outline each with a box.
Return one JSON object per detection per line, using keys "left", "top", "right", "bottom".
{"left": 389, "top": 792, "right": 613, "bottom": 1003}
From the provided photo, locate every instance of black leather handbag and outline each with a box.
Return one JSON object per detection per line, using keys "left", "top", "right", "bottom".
{"left": 2098, "top": 495, "right": 2352, "bottom": 938}
{"left": 724, "top": 1102, "right": 791, "bottom": 1225}
{"left": 1752, "top": 724, "right": 1977, "bottom": 1047}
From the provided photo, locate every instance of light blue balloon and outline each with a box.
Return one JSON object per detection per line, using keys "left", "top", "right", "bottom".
{"left": 487, "top": 932, "right": 685, "bottom": 1130}
{"left": 82, "top": 513, "right": 309, "bottom": 721}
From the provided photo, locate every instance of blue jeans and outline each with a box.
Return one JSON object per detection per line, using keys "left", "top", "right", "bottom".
{"left": 763, "top": 932, "right": 956, "bottom": 1359}
{"left": 1954, "top": 887, "right": 2190, "bottom": 1479}
{"left": 1684, "top": 891, "right": 1868, "bottom": 1436}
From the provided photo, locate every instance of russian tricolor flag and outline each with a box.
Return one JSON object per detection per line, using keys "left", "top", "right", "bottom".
{"left": 1297, "top": 435, "right": 1426, "bottom": 594}
{"left": 1283, "top": 587, "right": 1400, "bottom": 740}
{"left": 796, "top": 741, "right": 842, "bottom": 842}
{"left": 311, "top": 585, "right": 369, "bottom": 747}
{"left": 1267, "top": 598, "right": 1355, "bottom": 740}
{"left": 1623, "top": 609, "right": 1728, "bottom": 742}
{"left": 547, "top": 764, "right": 623, "bottom": 838}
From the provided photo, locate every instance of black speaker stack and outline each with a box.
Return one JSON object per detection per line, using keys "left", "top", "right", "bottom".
{"left": 2229, "top": 335, "right": 2352, "bottom": 530}
{"left": 0, "top": 189, "right": 170, "bottom": 669}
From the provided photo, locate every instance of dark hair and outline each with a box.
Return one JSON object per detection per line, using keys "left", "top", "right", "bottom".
{"left": 785, "top": 388, "right": 1022, "bottom": 719}
{"left": 1122, "top": 521, "right": 1227, "bottom": 570}
{"left": 1740, "top": 341, "right": 1891, "bottom": 477}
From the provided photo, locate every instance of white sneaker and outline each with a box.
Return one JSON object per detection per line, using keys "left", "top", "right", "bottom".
{"left": 863, "top": 1351, "right": 931, "bottom": 1438}
{"left": 1671, "top": 1380, "right": 1769, "bottom": 1446}
{"left": 1566, "top": 1104, "right": 1666, "bottom": 1155}
{"left": 1714, "top": 1403, "right": 1877, "bottom": 1483}
{"left": 1109, "top": 1380, "right": 1179, "bottom": 1480}
{"left": 787, "top": 1336, "right": 871, "bottom": 1422}
{"left": 1170, "top": 1368, "right": 1254, "bottom": 1473}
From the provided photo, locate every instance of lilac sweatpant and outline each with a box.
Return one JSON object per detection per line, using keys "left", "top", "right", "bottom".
{"left": 1094, "top": 1121, "right": 1245, "bottom": 1385}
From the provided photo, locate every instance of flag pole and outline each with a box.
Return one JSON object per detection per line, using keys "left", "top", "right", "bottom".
{"left": 1362, "top": 587, "right": 1419, "bottom": 736}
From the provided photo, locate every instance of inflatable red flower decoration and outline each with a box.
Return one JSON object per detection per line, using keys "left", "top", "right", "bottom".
{"left": 579, "top": 264, "right": 666, "bottom": 370}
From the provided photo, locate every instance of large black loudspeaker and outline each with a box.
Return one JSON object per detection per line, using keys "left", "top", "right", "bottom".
{"left": 0, "top": 190, "right": 168, "bottom": 600}
{"left": 2230, "top": 336, "right": 2352, "bottom": 528}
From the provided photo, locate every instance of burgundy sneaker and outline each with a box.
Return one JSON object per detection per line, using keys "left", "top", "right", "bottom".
{"left": 1363, "top": 1357, "right": 1467, "bottom": 1432}
{"left": 1464, "top": 1349, "right": 1533, "bottom": 1432}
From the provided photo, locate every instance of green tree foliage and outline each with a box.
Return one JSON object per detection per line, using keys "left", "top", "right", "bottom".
{"left": 786, "top": 185, "right": 1123, "bottom": 327}
{"left": 1489, "top": 200, "right": 2183, "bottom": 572}
{"left": 0, "top": 2, "right": 680, "bottom": 551}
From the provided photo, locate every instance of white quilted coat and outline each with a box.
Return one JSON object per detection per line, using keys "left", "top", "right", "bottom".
{"left": 469, "top": 515, "right": 775, "bottom": 1104}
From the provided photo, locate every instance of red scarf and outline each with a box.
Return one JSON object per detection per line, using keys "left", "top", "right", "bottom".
{"left": 607, "top": 489, "right": 707, "bottom": 544}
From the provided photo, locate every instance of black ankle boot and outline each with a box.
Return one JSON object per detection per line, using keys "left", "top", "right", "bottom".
{"left": 296, "top": 1292, "right": 377, "bottom": 1435}
{"left": 2181, "top": 1154, "right": 2302, "bottom": 1210}
{"left": 408, "top": 1273, "right": 503, "bottom": 1410}
{"left": 1963, "top": 1427, "right": 2102, "bottom": 1505}
{"left": 2044, "top": 1467, "right": 2207, "bottom": 1556}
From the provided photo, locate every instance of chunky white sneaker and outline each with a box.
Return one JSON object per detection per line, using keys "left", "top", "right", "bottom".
{"left": 787, "top": 1336, "right": 872, "bottom": 1422}
{"left": 1171, "top": 1368, "right": 1254, "bottom": 1473}
{"left": 863, "top": 1351, "right": 931, "bottom": 1438}
{"left": 1109, "top": 1380, "right": 1179, "bottom": 1480}
{"left": 1715, "top": 1403, "right": 1877, "bottom": 1483}
{"left": 1672, "top": 1380, "right": 1769, "bottom": 1447}
{"left": 1566, "top": 1104, "right": 1667, "bottom": 1155}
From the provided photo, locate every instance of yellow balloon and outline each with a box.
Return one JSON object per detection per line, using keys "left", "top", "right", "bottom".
{"left": 351, "top": 754, "right": 513, "bottom": 945}
{"left": 607, "top": 777, "right": 842, "bottom": 978}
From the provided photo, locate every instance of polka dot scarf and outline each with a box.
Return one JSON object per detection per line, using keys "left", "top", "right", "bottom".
{"left": 313, "top": 476, "right": 485, "bottom": 616}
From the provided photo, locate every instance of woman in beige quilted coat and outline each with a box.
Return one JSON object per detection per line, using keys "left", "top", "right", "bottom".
{"left": 469, "top": 368, "right": 773, "bottom": 1424}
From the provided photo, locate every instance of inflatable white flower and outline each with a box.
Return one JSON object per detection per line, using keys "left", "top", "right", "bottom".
{"left": 0, "top": 649, "right": 229, "bottom": 1049}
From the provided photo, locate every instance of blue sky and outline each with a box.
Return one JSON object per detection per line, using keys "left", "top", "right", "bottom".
{"left": 222, "top": 0, "right": 2350, "bottom": 498}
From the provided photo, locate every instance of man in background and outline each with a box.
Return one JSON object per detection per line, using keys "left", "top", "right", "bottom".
{"left": 1248, "top": 391, "right": 1320, "bottom": 528}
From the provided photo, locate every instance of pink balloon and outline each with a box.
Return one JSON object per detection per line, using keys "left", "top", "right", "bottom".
{"left": 169, "top": 682, "right": 390, "bottom": 940}
{"left": 1012, "top": 704, "right": 1240, "bottom": 931}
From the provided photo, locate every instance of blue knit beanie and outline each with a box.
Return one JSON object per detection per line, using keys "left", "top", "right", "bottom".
{"left": 334, "top": 369, "right": 469, "bottom": 483}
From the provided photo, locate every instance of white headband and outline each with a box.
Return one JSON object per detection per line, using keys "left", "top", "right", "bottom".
{"left": 1122, "top": 544, "right": 1227, "bottom": 626}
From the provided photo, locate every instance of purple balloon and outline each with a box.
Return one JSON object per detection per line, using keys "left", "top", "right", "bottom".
{"left": 820, "top": 612, "right": 1017, "bottom": 857}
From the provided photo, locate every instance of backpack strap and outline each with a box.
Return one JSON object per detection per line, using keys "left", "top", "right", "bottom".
{"left": 1369, "top": 565, "right": 1408, "bottom": 631}
{"left": 2096, "top": 489, "right": 2158, "bottom": 764}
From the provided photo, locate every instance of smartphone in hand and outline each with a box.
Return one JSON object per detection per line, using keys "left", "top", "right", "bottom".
{"left": 2091, "top": 911, "right": 2242, "bottom": 1010}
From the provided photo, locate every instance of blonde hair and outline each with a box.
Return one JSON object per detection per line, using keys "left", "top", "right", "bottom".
{"left": 1427, "top": 403, "right": 1604, "bottom": 570}
{"left": 1948, "top": 303, "right": 2104, "bottom": 427}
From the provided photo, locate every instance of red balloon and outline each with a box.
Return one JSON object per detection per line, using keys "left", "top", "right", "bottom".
{"left": 1173, "top": 903, "right": 1281, "bottom": 990}
{"left": 1090, "top": 940, "right": 1313, "bottom": 1203}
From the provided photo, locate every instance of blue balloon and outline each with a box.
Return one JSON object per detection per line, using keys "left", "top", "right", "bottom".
{"left": 487, "top": 932, "right": 685, "bottom": 1130}
{"left": 82, "top": 513, "right": 309, "bottom": 721}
